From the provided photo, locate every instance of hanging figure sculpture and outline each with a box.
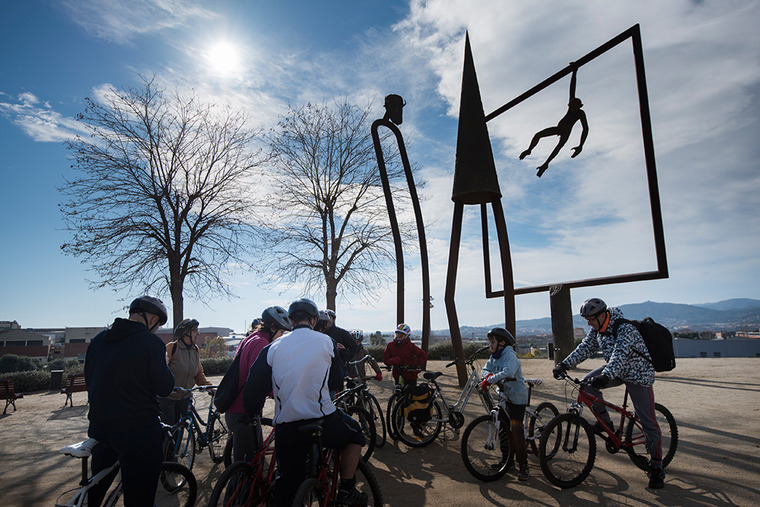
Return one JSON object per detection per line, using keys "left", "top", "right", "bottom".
{"left": 519, "top": 64, "right": 589, "bottom": 177}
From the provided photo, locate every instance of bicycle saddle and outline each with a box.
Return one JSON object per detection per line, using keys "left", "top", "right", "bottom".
{"left": 423, "top": 371, "right": 442, "bottom": 381}
{"left": 298, "top": 419, "right": 325, "bottom": 434}
{"left": 60, "top": 438, "right": 98, "bottom": 458}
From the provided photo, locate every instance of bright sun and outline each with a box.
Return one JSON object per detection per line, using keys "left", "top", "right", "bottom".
{"left": 205, "top": 41, "right": 241, "bottom": 78}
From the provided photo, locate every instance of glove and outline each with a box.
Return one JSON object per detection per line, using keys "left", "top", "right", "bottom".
{"left": 552, "top": 362, "right": 568, "bottom": 380}
{"left": 375, "top": 372, "right": 383, "bottom": 381}
{"left": 387, "top": 357, "right": 400, "bottom": 367}
{"left": 480, "top": 374, "right": 493, "bottom": 391}
{"left": 590, "top": 374, "right": 610, "bottom": 389}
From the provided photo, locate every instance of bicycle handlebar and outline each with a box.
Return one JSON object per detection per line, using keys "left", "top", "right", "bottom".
{"left": 346, "top": 355, "right": 371, "bottom": 366}
{"left": 445, "top": 346, "right": 491, "bottom": 368}
{"left": 171, "top": 385, "right": 218, "bottom": 394}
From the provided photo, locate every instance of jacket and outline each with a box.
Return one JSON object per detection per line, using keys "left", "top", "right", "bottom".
{"left": 227, "top": 330, "right": 271, "bottom": 414}
{"left": 482, "top": 346, "right": 528, "bottom": 405}
{"left": 383, "top": 338, "right": 428, "bottom": 382}
{"left": 162, "top": 338, "right": 211, "bottom": 400}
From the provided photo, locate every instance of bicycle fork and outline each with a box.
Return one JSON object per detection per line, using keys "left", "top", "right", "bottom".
{"left": 562, "top": 405, "right": 584, "bottom": 454}
{"left": 485, "top": 408, "right": 501, "bottom": 451}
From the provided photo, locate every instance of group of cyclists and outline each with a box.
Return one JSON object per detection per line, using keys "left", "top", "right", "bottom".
{"left": 84, "top": 294, "right": 667, "bottom": 505}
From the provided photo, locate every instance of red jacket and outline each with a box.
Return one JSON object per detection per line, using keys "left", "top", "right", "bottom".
{"left": 383, "top": 338, "right": 427, "bottom": 382}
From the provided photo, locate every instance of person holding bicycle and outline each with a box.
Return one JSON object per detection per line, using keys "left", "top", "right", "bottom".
{"left": 348, "top": 330, "right": 383, "bottom": 382}
{"left": 225, "top": 305, "right": 291, "bottom": 462}
{"left": 553, "top": 298, "right": 665, "bottom": 489}
{"left": 383, "top": 323, "right": 427, "bottom": 386}
{"left": 85, "top": 296, "right": 175, "bottom": 507}
{"left": 243, "top": 298, "right": 367, "bottom": 506}
{"left": 480, "top": 327, "right": 530, "bottom": 481}
{"left": 158, "top": 318, "right": 212, "bottom": 426}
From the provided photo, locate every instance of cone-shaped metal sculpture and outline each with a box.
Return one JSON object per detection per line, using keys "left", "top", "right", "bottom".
{"left": 452, "top": 32, "right": 501, "bottom": 204}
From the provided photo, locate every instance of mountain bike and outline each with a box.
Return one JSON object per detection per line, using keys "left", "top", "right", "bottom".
{"left": 165, "top": 385, "right": 229, "bottom": 470}
{"left": 338, "top": 355, "right": 387, "bottom": 448}
{"left": 460, "top": 378, "right": 559, "bottom": 481}
{"left": 292, "top": 419, "right": 383, "bottom": 506}
{"left": 539, "top": 372, "right": 678, "bottom": 488}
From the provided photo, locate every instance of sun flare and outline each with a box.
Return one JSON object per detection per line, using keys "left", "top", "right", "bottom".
{"left": 205, "top": 40, "right": 241, "bottom": 77}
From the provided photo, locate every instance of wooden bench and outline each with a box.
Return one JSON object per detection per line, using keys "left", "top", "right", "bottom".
{"left": 61, "top": 373, "right": 87, "bottom": 407}
{"left": 1, "top": 379, "right": 24, "bottom": 415}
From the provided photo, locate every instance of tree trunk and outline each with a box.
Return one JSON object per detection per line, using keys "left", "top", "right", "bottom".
{"left": 169, "top": 278, "right": 184, "bottom": 330}
{"left": 325, "top": 281, "right": 338, "bottom": 311}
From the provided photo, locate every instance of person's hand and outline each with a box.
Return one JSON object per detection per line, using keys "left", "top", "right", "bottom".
{"left": 552, "top": 362, "right": 568, "bottom": 380}
{"left": 590, "top": 374, "right": 610, "bottom": 389}
{"left": 480, "top": 374, "right": 493, "bottom": 391}
{"left": 375, "top": 372, "right": 383, "bottom": 381}
{"left": 571, "top": 145, "right": 583, "bottom": 158}
{"left": 387, "top": 357, "right": 400, "bottom": 366}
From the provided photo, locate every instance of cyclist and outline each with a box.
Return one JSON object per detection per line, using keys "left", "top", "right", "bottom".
{"left": 480, "top": 327, "right": 530, "bottom": 481}
{"left": 225, "top": 306, "right": 291, "bottom": 462}
{"left": 243, "top": 298, "right": 367, "bottom": 506}
{"left": 158, "top": 318, "right": 212, "bottom": 426}
{"left": 324, "top": 308, "right": 359, "bottom": 365}
{"left": 85, "top": 295, "right": 175, "bottom": 507}
{"left": 347, "top": 330, "right": 383, "bottom": 382}
{"left": 383, "top": 323, "right": 427, "bottom": 387}
{"left": 553, "top": 298, "right": 665, "bottom": 489}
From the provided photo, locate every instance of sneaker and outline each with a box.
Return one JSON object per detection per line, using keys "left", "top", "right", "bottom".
{"left": 517, "top": 464, "right": 529, "bottom": 481}
{"left": 648, "top": 466, "right": 665, "bottom": 489}
{"left": 336, "top": 487, "right": 369, "bottom": 506}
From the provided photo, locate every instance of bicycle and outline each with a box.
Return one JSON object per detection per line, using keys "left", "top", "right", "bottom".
{"left": 333, "top": 385, "right": 377, "bottom": 462}
{"left": 208, "top": 415, "right": 277, "bottom": 507}
{"left": 460, "top": 378, "right": 559, "bottom": 481}
{"left": 538, "top": 371, "right": 678, "bottom": 488}
{"left": 55, "top": 430, "right": 197, "bottom": 506}
{"left": 292, "top": 418, "right": 383, "bottom": 506}
{"left": 165, "top": 385, "right": 229, "bottom": 470}
{"left": 340, "top": 355, "right": 387, "bottom": 449}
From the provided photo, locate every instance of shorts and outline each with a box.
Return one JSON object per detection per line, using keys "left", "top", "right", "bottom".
{"left": 505, "top": 401, "right": 526, "bottom": 423}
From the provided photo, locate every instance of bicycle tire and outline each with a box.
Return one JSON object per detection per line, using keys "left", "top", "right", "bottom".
{"left": 208, "top": 412, "right": 230, "bottom": 463}
{"left": 155, "top": 462, "right": 197, "bottom": 507}
{"left": 539, "top": 412, "right": 596, "bottom": 489}
{"left": 386, "top": 391, "right": 402, "bottom": 441}
{"left": 460, "top": 413, "right": 514, "bottom": 482}
{"left": 625, "top": 402, "right": 679, "bottom": 471}
{"left": 223, "top": 417, "right": 274, "bottom": 469}
{"left": 292, "top": 477, "right": 323, "bottom": 506}
{"left": 527, "top": 401, "right": 559, "bottom": 455}
{"left": 207, "top": 461, "right": 260, "bottom": 507}
{"left": 365, "top": 391, "right": 387, "bottom": 448}
{"left": 166, "top": 423, "right": 196, "bottom": 471}
{"left": 356, "top": 459, "right": 384, "bottom": 507}
{"left": 346, "top": 406, "right": 376, "bottom": 462}
{"left": 393, "top": 399, "right": 442, "bottom": 448}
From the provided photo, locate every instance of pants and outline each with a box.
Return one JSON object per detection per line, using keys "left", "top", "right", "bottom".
{"left": 225, "top": 412, "right": 261, "bottom": 463}
{"left": 158, "top": 396, "right": 190, "bottom": 426}
{"left": 583, "top": 366, "right": 663, "bottom": 466}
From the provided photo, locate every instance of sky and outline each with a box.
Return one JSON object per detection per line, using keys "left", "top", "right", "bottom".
{"left": 1, "top": 0, "right": 759, "bottom": 335}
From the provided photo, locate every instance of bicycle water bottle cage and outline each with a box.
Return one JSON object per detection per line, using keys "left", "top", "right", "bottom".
{"left": 60, "top": 438, "right": 98, "bottom": 458}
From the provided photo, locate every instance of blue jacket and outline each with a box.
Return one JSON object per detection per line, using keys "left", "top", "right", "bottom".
{"left": 482, "top": 346, "right": 528, "bottom": 405}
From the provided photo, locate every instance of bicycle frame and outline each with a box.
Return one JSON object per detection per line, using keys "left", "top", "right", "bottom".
{"left": 56, "top": 457, "right": 120, "bottom": 507}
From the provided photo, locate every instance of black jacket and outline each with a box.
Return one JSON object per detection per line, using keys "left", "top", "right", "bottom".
{"left": 327, "top": 325, "right": 358, "bottom": 363}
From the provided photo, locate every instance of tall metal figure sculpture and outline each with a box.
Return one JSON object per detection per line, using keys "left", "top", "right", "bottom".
{"left": 372, "top": 95, "right": 431, "bottom": 351}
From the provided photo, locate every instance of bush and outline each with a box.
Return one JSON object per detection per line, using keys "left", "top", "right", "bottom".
{"left": 365, "top": 345, "right": 385, "bottom": 363}
{"left": 425, "top": 341, "right": 489, "bottom": 360}
{"left": 201, "top": 357, "right": 234, "bottom": 376}
{"left": 0, "top": 370, "right": 51, "bottom": 393}
{"left": 0, "top": 354, "right": 41, "bottom": 373}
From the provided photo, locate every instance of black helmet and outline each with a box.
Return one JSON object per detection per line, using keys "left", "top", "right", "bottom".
{"left": 174, "top": 318, "right": 199, "bottom": 338}
{"left": 129, "top": 296, "right": 168, "bottom": 326}
{"left": 580, "top": 298, "right": 607, "bottom": 318}
{"left": 487, "top": 327, "right": 516, "bottom": 347}
{"left": 288, "top": 298, "right": 319, "bottom": 320}
{"left": 261, "top": 306, "right": 292, "bottom": 331}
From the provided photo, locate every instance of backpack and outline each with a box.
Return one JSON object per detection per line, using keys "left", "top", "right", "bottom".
{"left": 402, "top": 384, "right": 435, "bottom": 424}
{"left": 213, "top": 352, "right": 243, "bottom": 413}
{"left": 612, "top": 317, "right": 676, "bottom": 372}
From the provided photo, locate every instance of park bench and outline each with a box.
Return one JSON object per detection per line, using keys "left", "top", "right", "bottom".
{"left": 61, "top": 373, "right": 87, "bottom": 407}
{"left": 1, "top": 379, "right": 24, "bottom": 414}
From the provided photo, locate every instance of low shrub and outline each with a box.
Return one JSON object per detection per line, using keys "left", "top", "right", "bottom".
{"left": 0, "top": 354, "right": 41, "bottom": 374}
{"left": 201, "top": 357, "right": 234, "bottom": 376}
{"left": 0, "top": 370, "right": 51, "bottom": 393}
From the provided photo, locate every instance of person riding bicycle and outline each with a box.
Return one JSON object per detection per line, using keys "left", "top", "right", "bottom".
{"left": 225, "top": 306, "right": 291, "bottom": 462}
{"left": 383, "top": 323, "right": 427, "bottom": 387}
{"left": 553, "top": 298, "right": 665, "bottom": 489}
{"left": 243, "top": 298, "right": 367, "bottom": 506}
{"left": 347, "top": 330, "right": 383, "bottom": 382}
{"left": 85, "top": 295, "right": 175, "bottom": 507}
{"left": 480, "top": 327, "right": 530, "bottom": 481}
{"left": 158, "top": 318, "right": 212, "bottom": 427}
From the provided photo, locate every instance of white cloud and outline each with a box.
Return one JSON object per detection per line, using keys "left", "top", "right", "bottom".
{"left": 0, "top": 92, "right": 86, "bottom": 142}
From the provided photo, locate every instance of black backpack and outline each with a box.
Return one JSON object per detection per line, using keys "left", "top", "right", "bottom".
{"left": 213, "top": 352, "right": 243, "bottom": 413}
{"left": 612, "top": 317, "right": 676, "bottom": 372}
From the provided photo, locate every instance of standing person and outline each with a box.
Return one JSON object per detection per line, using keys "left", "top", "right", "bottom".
{"left": 85, "top": 296, "right": 175, "bottom": 507}
{"left": 480, "top": 327, "right": 530, "bottom": 481}
{"left": 553, "top": 298, "right": 665, "bottom": 489}
{"left": 225, "top": 306, "right": 291, "bottom": 462}
{"left": 324, "top": 309, "right": 359, "bottom": 365}
{"left": 347, "top": 330, "right": 382, "bottom": 381}
{"left": 383, "top": 323, "right": 427, "bottom": 387}
{"left": 243, "top": 298, "right": 367, "bottom": 506}
{"left": 158, "top": 318, "right": 212, "bottom": 426}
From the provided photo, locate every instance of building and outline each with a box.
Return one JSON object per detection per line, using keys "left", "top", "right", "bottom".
{"left": 673, "top": 338, "right": 760, "bottom": 358}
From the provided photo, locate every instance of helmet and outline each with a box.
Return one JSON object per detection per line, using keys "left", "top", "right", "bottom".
{"left": 395, "top": 323, "right": 411, "bottom": 337}
{"left": 580, "top": 298, "right": 607, "bottom": 318}
{"left": 487, "top": 327, "right": 516, "bottom": 347}
{"left": 351, "top": 330, "right": 364, "bottom": 343}
{"left": 288, "top": 298, "right": 320, "bottom": 320}
{"left": 174, "top": 318, "right": 199, "bottom": 338}
{"left": 261, "top": 306, "right": 292, "bottom": 331}
{"left": 325, "top": 309, "right": 336, "bottom": 319}
{"left": 317, "top": 310, "right": 330, "bottom": 324}
{"left": 129, "top": 296, "right": 168, "bottom": 326}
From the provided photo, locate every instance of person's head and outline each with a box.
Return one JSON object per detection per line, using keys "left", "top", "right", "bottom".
{"left": 352, "top": 329, "right": 364, "bottom": 344}
{"left": 569, "top": 97, "right": 583, "bottom": 110}
{"left": 287, "top": 298, "right": 320, "bottom": 329}
{"left": 260, "top": 305, "right": 292, "bottom": 339}
{"left": 314, "top": 310, "right": 330, "bottom": 333}
{"left": 174, "top": 318, "right": 200, "bottom": 344}
{"left": 580, "top": 298, "right": 609, "bottom": 332}
{"left": 324, "top": 309, "right": 336, "bottom": 329}
{"left": 394, "top": 323, "right": 411, "bottom": 343}
{"left": 487, "top": 327, "right": 516, "bottom": 353}
{"left": 250, "top": 318, "right": 262, "bottom": 333}
{"left": 384, "top": 94, "right": 406, "bottom": 125}
{"left": 129, "top": 295, "right": 168, "bottom": 333}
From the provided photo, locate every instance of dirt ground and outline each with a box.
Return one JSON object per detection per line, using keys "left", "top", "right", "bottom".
{"left": 1, "top": 357, "right": 758, "bottom": 506}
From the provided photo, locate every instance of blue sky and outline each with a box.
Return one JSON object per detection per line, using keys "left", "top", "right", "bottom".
{"left": 1, "top": 0, "right": 759, "bottom": 334}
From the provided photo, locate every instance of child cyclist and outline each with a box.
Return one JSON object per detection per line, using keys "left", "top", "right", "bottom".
{"left": 383, "top": 324, "right": 427, "bottom": 386}
{"left": 480, "top": 327, "right": 530, "bottom": 481}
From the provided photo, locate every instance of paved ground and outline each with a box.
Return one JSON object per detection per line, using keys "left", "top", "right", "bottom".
{"left": 1, "top": 357, "right": 758, "bottom": 506}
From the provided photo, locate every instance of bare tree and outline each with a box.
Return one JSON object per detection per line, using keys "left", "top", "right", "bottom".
{"left": 263, "top": 99, "right": 415, "bottom": 310}
{"left": 60, "top": 76, "right": 268, "bottom": 326}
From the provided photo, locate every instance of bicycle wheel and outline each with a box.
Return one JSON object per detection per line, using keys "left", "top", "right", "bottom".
{"left": 356, "top": 459, "right": 384, "bottom": 507}
{"left": 386, "top": 391, "right": 402, "bottom": 441}
{"left": 292, "top": 478, "right": 324, "bottom": 506}
{"left": 625, "top": 402, "right": 679, "bottom": 471}
{"left": 346, "top": 406, "right": 376, "bottom": 462}
{"left": 166, "top": 423, "right": 196, "bottom": 471}
{"left": 364, "top": 391, "right": 387, "bottom": 449}
{"left": 208, "top": 412, "right": 230, "bottom": 463}
{"left": 539, "top": 413, "right": 596, "bottom": 489}
{"left": 208, "top": 461, "right": 260, "bottom": 507}
{"left": 527, "top": 402, "right": 559, "bottom": 455}
{"left": 155, "top": 462, "right": 197, "bottom": 507}
{"left": 460, "top": 413, "right": 514, "bottom": 482}
{"left": 393, "top": 399, "right": 442, "bottom": 448}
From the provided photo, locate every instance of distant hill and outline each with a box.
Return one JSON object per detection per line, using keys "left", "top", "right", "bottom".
{"left": 431, "top": 298, "right": 760, "bottom": 338}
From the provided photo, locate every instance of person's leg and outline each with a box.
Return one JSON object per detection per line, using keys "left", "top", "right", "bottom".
{"left": 273, "top": 421, "right": 308, "bottom": 507}
{"left": 114, "top": 424, "right": 164, "bottom": 507}
{"left": 225, "top": 412, "right": 259, "bottom": 462}
{"left": 506, "top": 402, "right": 529, "bottom": 479}
{"left": 627, "top": 383, "right": 662, "bottom": 465}
{"left": 582, "top": 366, "right": 621, "bottom": 428}
{"left": 89, "top": 442, "right": 120, "bottom": 507}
